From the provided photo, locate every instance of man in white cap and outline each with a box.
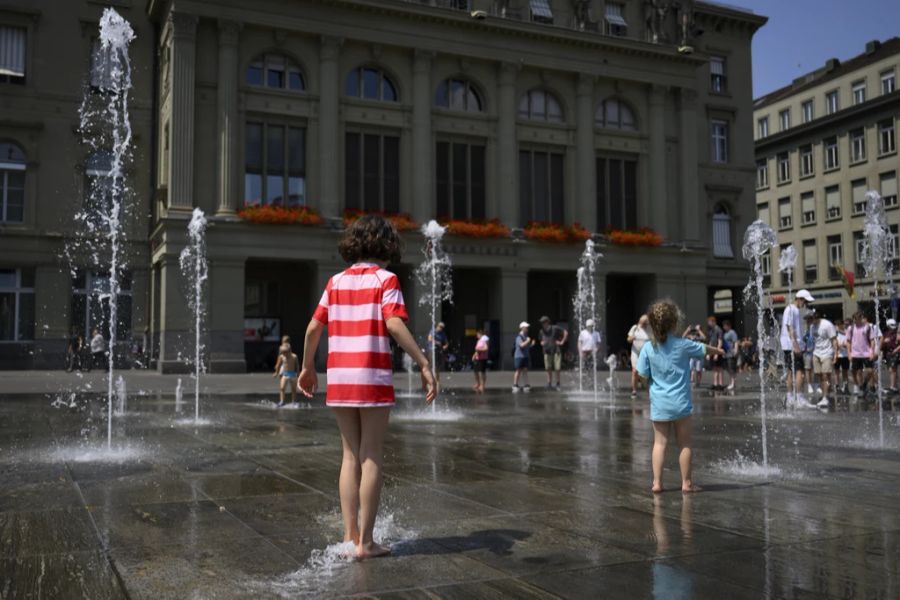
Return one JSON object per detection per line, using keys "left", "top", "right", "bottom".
{"left": 810, "top": 310, "right": 837, "bottom": 408}
{"left": 512, "top": 321, "right": 536, "bottom": 392}
{"left": 881, "top": 318, "right": 900, "bottom": 393}
{"left": 780, "top": 289, "right": 814, "bottom": 405}
{"left": 578, "top": 319, "right": 603, "bottom": 376}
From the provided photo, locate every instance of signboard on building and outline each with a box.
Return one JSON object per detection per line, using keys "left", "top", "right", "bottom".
{"left": 243, "top": 318, "right": 281, "bottom": 342}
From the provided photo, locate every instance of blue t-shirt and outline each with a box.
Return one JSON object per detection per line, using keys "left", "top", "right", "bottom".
{"left": 636, "top": 336, "right": 706, "bottom": 422}
{"left": 514, "top": 333, "right": 530, "bottom": 359}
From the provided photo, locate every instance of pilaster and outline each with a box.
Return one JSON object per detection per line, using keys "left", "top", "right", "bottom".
{"left": 411, "top": 50, "right": 433, "bottom": 223}
{"left": 168, "top": 12, "right": 198, "bottom": 211}
{"left": 318, "top": 36, "right": 342, "bottom": 219}
{"left": 215, "top": 19, "right": 242, "bottom": 216}
{"left": 679, "top": 87, "right": 700, "bottom": 243}
{"left": 648, "top": 84, "right": 668, "bottom": 237}
{"left": 496, "top": 62, "right": 518, "bottom": 226}
{"left": 575, "top": 73, "right": 596, "bottom": 229}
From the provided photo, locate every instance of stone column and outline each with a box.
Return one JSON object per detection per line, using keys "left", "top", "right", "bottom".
{"left": 575, "top": 73, "right": 596, "bottom": 229}
{"left": 679, "top": 88, "right": 700, "bottom": 243}
{"left": 216, "top": 20, "right": 241, "bottom": 216}
{"left": 496, "top": 62, "right": 517, "bottom": 226}
{"left": 499, "top": 268, "right": 528, "bottom": 369}
{"left": 157, "top": 256, "right": 191, "bottom": 373}
{"left": 33, "top": 265, "right": 70, "bottom": 369}
{"left": 648, "top": 84, "right": 668, "bottom": 237}
{"left": 318, "top": 37, "right": 341, "bottom": 219}
{"left": 411, "top": 50, "right": 433, "bottom": 223}
{"left": 207, "top": 259, "right": 246, "bottom": 372}
{"left": 168, "top": 12, "right": 198, "bottom": 211}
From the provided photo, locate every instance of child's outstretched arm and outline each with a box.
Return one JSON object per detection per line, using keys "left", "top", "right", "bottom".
{"left": 386, "top": 317, "right": 436, "bottom": 404}
{"left": 298, "top": 319, "right": 325, "bottom": 397}
{"left": 705, "top": 344, "right": 725, "bottom": 355}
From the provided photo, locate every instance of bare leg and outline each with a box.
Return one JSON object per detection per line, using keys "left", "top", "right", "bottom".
{"left": 291, "top": 379, "right": 297, "bottom": 403}
{"left": 513, "top": 369, "right": 520, "bottom": 387}
{"left": 674, "top": 417, "right": 700, "bottom": 492}
{"left": 651, "top": 421, "right": 670, "bottom": 493}
{"left": 631, "top": 369, "right": 639, "bottom": 394}
{"left": 356, "top": 407, "right": 392, "bottom": 559}
{"left": 279, "top": 379, "right": 286, "bottom": 405}
{"left": 332, "top": 408, "right": 362, "bottom": 545}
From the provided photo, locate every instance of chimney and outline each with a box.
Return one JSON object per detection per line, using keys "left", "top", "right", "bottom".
{"left": 824, "top": 58, "right": 840, "bottom": 72}
{"left": 866, "top": 40, "right": 881, "bottom": 55}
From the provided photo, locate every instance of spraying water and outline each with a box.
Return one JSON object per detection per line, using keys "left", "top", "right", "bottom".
{"left": 73, "top": 9, "right": 135, "bottom": 449}
{"left": 414, "top": 220, "right": 453, "bottom": 412}
{"left": 863, "top": 190, "right": 891, "bottom": 448}
{"left": 175, "top": 377, "right": 184, "bottom": 413}
{"left": 573, "top": 240, "right": 602, "bottom": 399}
{"left": 777, "top": 244, "right": 798, "bottom": 404}
{"left": 114, "top": 375, "right": 127, "bottom": 416}
{"left": 179, "top": 208, "right": 209, "bottom": 423}
{"left": 743, "top": 219, "right": 777, "bottom": 474}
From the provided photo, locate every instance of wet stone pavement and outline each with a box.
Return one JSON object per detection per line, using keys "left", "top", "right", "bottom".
{"left": 2, "top": 382, "right": 900, "bottom": 599}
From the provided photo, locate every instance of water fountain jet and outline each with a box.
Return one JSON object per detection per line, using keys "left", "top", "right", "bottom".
{"left": 179, "top": 208, "right": 209, "bottom": 424}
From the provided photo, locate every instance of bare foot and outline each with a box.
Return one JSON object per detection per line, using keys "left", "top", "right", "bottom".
{"left": 682, "top": 483, "right": 702, "bottom": 494}
{"left": 356, "top": 542, "right": 391, "bottom": 560}
{"left": 651, "top": 482, "right": 663, "bottom": 494}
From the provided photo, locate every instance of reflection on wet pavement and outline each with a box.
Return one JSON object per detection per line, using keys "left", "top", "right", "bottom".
{"left": 1, "top": 387, "right": 899, "bottom": 598}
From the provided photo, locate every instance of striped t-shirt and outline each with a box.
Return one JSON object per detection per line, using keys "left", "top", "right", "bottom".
{"left": 312, "top": 263, "right": 408, "bottom": 407}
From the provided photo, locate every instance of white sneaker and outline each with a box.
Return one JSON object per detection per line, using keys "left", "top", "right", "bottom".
{"left": 853, "top": 385, "right": 863, "bottom": 396}
{"left": 807, "top": 384, "right": 815, "bottom": 395}
{"left": 796, "top": 393, "right": 809, "bottom": 406}
{"left": 817, "top": 397, "right": 830, "bottom": 408}
{"left": 726, "top": 382, "right": 735, "bottom": 392}
{"left": 512, "top": 386, "right": 520, "bottom": 393}
{"left": 815, "top": 386, "right": 823, "bottom": 396}
{"left": 523, "top": 385, "right": 531, "bottom": 393}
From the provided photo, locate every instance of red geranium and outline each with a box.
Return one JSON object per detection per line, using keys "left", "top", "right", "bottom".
{"left": 443, "top": 218, "right": 511, "bottom": 239}
{"left": 237, "top": 204, "right": 323, "bottom": 226}
{"left": 604, "top": 227, "right": 663, "bottom": 247}
{"left": 343, "top": 208, "right": 419, "bottom": 232}
{"left": 524, "top": 221, "right": 592, "bottom": 243}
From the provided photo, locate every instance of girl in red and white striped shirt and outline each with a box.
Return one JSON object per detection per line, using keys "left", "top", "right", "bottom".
{"left": 300, "top": 215, "right": 435, "bottom": 560}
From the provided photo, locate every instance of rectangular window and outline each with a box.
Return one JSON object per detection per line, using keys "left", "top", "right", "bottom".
{"left": 801, "top": 191, "right": 815, "bottom": 225}
{"left": 596, "top": 156, "right": 637, "bottom": 231}
{"left": 825, "top": 90, "right": 839, "bottom": 114}
{"left": 825, "top": 185, "right": 841, "bottom": 220}
{"left": 435, "top": 141, "right": 486, "bottom": 221}
{"left": 758, "top": 202, "right": 770, "bottom": 226}
{"left": 878, "top": 119, "right": 896, "bottom": 155}
{"left": 0, "top": 268, "right": 34, "bottom": 341}
{"left": 710, "top": 56, "right": 726, "bottom": 93}
{"left": 757, "top": 116, "right": 769, "bottom": 139}
{"left": 890, "top": 225, "right": 900, "bottom": 273}
{"left": 778, "top": 197, "right": 792, "bottom": 230}
{"left": 854, "top": 231, "right": 866, "bottom": 277}
{"left": 881, "top": 171, "right": 898, "bottom": 209}
{"left": 850, "top": 128, "right": 866, "bottom": 163}
{"left": 603, "top": 3, "right": 628, "bottom": 36}
{"left": 344, "top": 132, "right": 400, "bottom": 213}
{"left": 761, "top": 252, "right": 771, "bottom": 286}
{"left": 799, "top": 144, "right": 813, "bottom": 177}
{"left": 824, "top": 136, "right": 839, "bottom": 170}
{"left": 756, "top": 159, "right": 768, "bottom": 189}
{"left": 777, "top": 152, "right": 790, "bottom": 183}
{"left": 779, "top": 109, "right": 791, "bottom": 132}
{"left": 711, "top": 120, "right": 728, "bottom": 163}
{"left": 530, "top": 0, "right": 555, "bottom": 24}
{"left": 779, "top": 244, "right": 793, "bottom": 288}
{"left": 828, "top": 235, "right": 843, "bottom": 280}
{"left": 851, "top": 178, "right": 867, "bottom": 215}
{"left": 882, "top": 70, "right": 896, "bottom": 95}
{"left": 520, "top": 149, "right": 564, "bottom": 225}
{"left": 0, "top": 26, "right": 26, "bottom": 85}
{"left": 1, "top": 157, "right": 25, "bottom": 224}
{"left": 70, "top": 270, "right": 133, "bottom": 341}
{"left": 852, "top": 80, "right": 867, "bottom": 105}
{"left": 801, "top": 100, "right": 814, "bottom": 123}
{"left": 803, "top": 240, "right": 817, "bottom": 284}
{"left": 243, "top": 122, "right": 305, "bottom": 207}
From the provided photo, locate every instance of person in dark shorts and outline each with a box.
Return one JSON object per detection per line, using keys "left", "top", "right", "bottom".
{"left": 472, "top": 328, "right": 489, "bottom": 393}
{"left": 849, "top": 311, "right": 877, "bottom": 396}
{"left": 706, "top": 316, "right": 724, "bottom": 390}
{"left": 540, "top": 316, "right": 568, "bottom": 390}
{"left": 835, "top": 319, "right": 851, "bottom": 394}
{"left": 512, "top": 322, "right": 535, "bottom": 392}
{"left": 882, "top": 318, "right": 900, "bottom": 393}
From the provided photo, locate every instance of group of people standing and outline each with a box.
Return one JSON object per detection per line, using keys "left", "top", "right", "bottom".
{"left": 780, "top": 288, "right": 900, "bottom": 408}
{"left": 64, "top": 327, "right": 107, "bottom": 372}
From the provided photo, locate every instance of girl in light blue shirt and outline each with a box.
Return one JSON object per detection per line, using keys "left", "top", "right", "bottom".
{"left": 637, "top": 299, "right": 724, "bottom": 494}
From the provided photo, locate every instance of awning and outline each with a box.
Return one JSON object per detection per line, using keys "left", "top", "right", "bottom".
{"left": 604, "top": 5, "right": 628, "bottom": 27}
{"left": 530, "top": 0, "right": 553, "bottom": 20}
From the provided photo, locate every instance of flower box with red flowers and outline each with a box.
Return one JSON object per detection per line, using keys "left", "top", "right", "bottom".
{"left": 442, "top": 218, "right": 511, "bottom": 239}
{"left": 603, "top": 227, "right": 663, "bottom": 247}
{"left": 237, "top": 204, "right": 323, "bottom": 226}
{"left": 342, "top": 209, "right": 419, "bottom": 232}
{"left": 523, "top": 221, "right": 592, "bottom": 244}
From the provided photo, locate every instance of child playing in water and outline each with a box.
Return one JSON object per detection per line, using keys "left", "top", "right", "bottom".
{"left": 273, "top": 341, "right": 299, "bottom": 406}
{"left": 472, "top": 328, "right": 489, "bottom": 393}
{"left": 636, "top": 299, "right": 724, "bottom": 494}
{"left": 299, "top": 214, "right": 436, "bottom": 560}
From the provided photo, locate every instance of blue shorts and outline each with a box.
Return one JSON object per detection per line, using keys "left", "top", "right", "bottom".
{"left": 514, "top": 357, "right": 530, "bottom": 370}
{"left": 282, "top": 371, "right": 298, "bottom": 379}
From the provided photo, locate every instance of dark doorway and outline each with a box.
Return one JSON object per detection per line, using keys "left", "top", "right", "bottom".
{"left": 440, "top": 267, "right": 500, "bottom": 370}
{"left": 605, "top": 274, "right": 655, "bottom": 358}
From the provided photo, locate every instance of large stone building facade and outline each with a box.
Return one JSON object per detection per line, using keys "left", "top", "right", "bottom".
{"left": 1, "top": 0, "right": 765, "bottom": 371}
{"left": 754, "top": 38, "right": 900, "bottom": 320}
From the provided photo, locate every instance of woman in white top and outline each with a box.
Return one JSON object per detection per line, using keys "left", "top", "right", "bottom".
{"left": 627, "top": 315, "right": 650, "bottom": 397}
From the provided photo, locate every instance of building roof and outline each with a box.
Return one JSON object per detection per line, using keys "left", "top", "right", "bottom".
{"left": 754, "top": 37, "right": 900, "bottom": 109}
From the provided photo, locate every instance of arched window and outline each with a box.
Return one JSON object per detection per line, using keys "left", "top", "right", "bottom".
{"left": 0, "top": 142, "right": 25, "bottom": 223}
{"left": 596, "top": 98, "right": 636, "bottom": 130}
{"left": 518, "top": 89, "right": 563, "bottom": 122}
{"left": 434, "top": 78, "right": 483, "bottom": 112}
{"left": 246, "top": 53, "right": 305, "bottom": 91}
{"left": 712, "top": 204, "right": 734, "bottom": 258}
{"left": 345, "top": 66, "right": 398, "bottom": 102}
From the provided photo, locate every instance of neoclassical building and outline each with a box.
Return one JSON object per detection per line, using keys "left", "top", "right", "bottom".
{"left": 0, "top": 0, "right": 765, "bottom": 371}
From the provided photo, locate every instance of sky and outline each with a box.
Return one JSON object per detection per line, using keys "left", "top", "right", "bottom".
{"left": 746, "top": 0, "right": 900, "bottom": 98}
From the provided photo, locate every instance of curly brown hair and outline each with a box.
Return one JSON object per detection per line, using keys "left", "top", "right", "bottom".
{"left": 647, "top": 299, "right": 682, "bottom": 345}
{"left": 338, "top": 214, "right": 403, "bottom": 265}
